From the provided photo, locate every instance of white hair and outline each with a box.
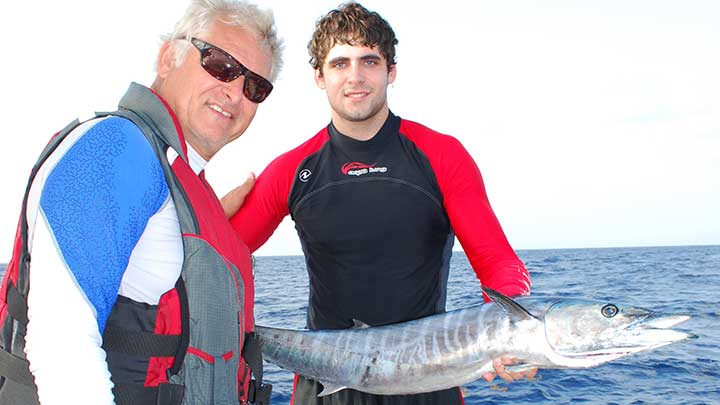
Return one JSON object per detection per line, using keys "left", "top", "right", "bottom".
{"left": 164, "top": 0, "right": 284, "bottom": 82}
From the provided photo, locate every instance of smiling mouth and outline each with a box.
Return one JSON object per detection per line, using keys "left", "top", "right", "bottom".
{"left": 345, "top": 89, "right": 370, "bottom": 98}
{"left": 208, "top": 104, "right": 233, "bottom": 119}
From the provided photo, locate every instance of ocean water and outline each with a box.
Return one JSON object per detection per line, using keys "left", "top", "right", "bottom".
{"left": 0, "top": 245, "right": 716, "bottom": 404}
{"left": 253, "top": 245, "right": 720, "bottom": 404}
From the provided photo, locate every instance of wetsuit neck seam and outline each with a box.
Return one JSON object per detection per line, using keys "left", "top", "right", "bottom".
{"left": 328, "top": 112, "right": 400, "bottom": 154}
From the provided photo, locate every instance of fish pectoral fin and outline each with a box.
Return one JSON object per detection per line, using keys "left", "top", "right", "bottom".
{"left": 480, "top": 359, "right": 539, "bottom": 375}
{"left": 318, "top": 382, "right": 347, "bottom": 397}
{"left": 505, "top": 363, "right": 538, "bottom": 373}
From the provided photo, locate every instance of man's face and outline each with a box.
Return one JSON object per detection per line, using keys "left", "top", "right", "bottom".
{"left": 315, "top": 44, "right": 396, "bottom": 132}
{"left": 156, "top": 22, "right": 273, "bottom": 161}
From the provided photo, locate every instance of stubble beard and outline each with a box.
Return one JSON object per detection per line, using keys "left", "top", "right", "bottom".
{"left": 337, "top": 93, "right": 387, "bottom": 124}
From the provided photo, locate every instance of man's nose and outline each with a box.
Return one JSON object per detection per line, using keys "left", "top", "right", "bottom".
{"left": 347, "top": 63, "right": 365, "bottom": 83}
{"left": 222, "top": 77, "right": 246, "bottom": 103}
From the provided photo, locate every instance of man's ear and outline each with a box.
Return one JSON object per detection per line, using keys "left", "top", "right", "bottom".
{"left": 314, "top": 68, "right": 326, "bottom": 90}
{"left": 156, "top": 41, "right": 176, "bottom": 79}
{"left": 387, "top": 63, "right": 397, "bottom": 85}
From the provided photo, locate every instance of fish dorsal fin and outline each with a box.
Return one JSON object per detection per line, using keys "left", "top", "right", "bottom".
{"left": 352, "top": 319, "right": 371, "bottom": 329}
{"left": 318, "top": 382, "right": 347, "bottom": 396}
{"left": 482, "top": 286, "right": 538, "bottom": 322}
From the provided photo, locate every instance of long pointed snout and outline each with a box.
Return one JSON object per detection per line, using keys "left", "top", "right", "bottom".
{"left": 642, "top": 314, "right": 690, "bottom": 329}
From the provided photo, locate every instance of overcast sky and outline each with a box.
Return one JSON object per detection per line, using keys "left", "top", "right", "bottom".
{"left": 0, "top": 0, "right": 718, "bottom": 257}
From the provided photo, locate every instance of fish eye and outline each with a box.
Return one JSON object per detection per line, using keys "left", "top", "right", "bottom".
{"left": 601, "top": 304, "right": 619, "bottom": 318}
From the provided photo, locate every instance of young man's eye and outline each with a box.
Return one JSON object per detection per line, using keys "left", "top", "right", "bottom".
{"left": 332, "top": 62, "right": 346, "bottom": 69}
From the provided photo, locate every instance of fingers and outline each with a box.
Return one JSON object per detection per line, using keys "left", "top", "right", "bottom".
{"left": 485, "top": 357, "right": 539, "bottom": 384}
{"left": 493, "top": 357, "right": 515, "bottom": 383}
{"left": 221, "top": 172, "right": 256, "bottom": 218}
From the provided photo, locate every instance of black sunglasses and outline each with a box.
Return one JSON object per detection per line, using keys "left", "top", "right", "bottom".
{"left": 190, "top": 37, "right": 273, "bottom": 103}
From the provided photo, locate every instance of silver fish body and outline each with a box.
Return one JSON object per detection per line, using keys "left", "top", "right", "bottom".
{"left": 254, "top": 287, "right": 694, "bottom": 396}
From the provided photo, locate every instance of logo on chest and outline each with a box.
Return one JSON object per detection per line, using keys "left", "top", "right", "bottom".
{"left": 341, "top": 161, "right": 388, "bottom": 177}
{"left": 299, "top": 169, "right": 312, "bottom": 182}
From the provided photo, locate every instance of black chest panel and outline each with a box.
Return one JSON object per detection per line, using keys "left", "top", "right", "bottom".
{"left": 288, "top": 115, "right": 453, "bottom": 330}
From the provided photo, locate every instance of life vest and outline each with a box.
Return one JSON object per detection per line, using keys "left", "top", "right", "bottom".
{"left": 0, "top": 83, "right": 270, "bottom": 404}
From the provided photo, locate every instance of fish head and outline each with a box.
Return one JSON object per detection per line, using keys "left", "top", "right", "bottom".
{"left": 541, "top": 299, "right": 694, "bottom": 368}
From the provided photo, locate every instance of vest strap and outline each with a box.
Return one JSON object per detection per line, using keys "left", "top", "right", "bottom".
{"left": 0, "top": 377, "right": 39, "bottom": 405}
{"left": 101, "top": 327, "right": 180, "bottom": 357}
{"left": 242, "top": 333, "right": 264, "bottom": 383}
{"left": 112, "top": 382, "right": 184, "bottom": 405}
{"left": 242, "top": 333, "right": 272, "bottom": 404}
{"left": 5, "top": 284, "right": 28, "bottom": 325}
{"left": 0, "top": 349, "right": 34, "bottom": 387}
{"left": 246, "top": 379, "right": 272, "bottom": 404}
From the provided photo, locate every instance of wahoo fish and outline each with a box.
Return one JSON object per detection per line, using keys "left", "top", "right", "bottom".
{"left": 254, "top": 287, "right": 694, "bottom": 396}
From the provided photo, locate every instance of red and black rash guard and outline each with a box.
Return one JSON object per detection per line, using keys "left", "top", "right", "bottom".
{"left": 232, "top": 112, "right": 530, "bottom": 329}
{"left": 232, "top": 112, "right": 530, "bottom": 403}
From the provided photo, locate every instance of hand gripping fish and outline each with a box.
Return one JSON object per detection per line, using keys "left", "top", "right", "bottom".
{"left": 254, "top": 287, "right": 695, "bottom": 396}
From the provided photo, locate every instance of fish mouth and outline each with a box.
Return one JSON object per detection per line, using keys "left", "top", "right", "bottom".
{"left": 552, "top": 314, "right": 695, "bottom": 368}
{"left": 619, "top": 314, "right": 696, "bottom": 346}
{"left": 640, "top": 315, "right": 691, "bottom": 329}
{"left": 566, "top": 342, "right": 672, "bottom": 359}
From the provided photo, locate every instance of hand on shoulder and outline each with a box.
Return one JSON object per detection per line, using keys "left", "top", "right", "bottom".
{"left": 221, "top": 172, "right": 256, "bottom": 218}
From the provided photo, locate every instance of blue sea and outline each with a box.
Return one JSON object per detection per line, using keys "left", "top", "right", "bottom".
{"left": 0, "top": 245, "right": 716, "bottom": 403}
{"left": 253, "top": 245, "right": 720, "bottom": 405}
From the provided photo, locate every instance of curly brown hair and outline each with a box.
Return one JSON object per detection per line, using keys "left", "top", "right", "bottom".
{"left": 308, "top": 2, "right": 398, "bottom": 72}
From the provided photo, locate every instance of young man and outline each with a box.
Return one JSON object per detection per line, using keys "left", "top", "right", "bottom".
{"left": 226, "top": 3, "right": 536, "bottom": 404}
{"left": 0, "top": 1, "right": 282, "bottom": 403}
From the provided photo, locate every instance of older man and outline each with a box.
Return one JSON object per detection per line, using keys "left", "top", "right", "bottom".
{"left": 0, "top": 1, "right": 281, "bottom": 404}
